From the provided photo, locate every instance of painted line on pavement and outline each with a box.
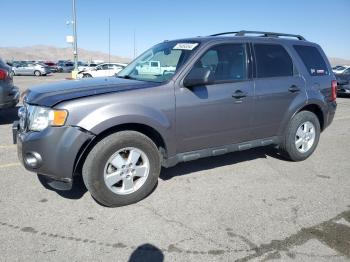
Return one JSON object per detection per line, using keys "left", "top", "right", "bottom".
{"left": 0, "top": 145, "right": 16, "bottom": 149}
{"left": 0, "top": 163, "right": 20, "bottom": 168}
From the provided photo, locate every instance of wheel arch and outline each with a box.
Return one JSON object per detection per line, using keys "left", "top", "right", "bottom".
{"left": 73, "top": 123, "right": 168, "bottom": 177}
{"left": 297, "top": 103, "right": 325, "bottom": 131}
{"left": 279, "top": 101, "right": 327, "bottom": 138}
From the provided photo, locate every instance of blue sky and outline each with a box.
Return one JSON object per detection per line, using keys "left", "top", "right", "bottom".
{"left": 1, "top": 0, "right": 349, "bottom": 59}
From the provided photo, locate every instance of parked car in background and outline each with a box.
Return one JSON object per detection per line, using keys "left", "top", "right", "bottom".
{"left": 77, "top": 62, "right": 99, "bottom": 72}
{"left": 135, "top": 60, "right": 176, "bottom": 76}
{"left": 57, "top": 61, "right": 74, "bottom": 72}
{"left": 335, "top": 67, "right": 350, "bottom": 95}
{"left": 76, "top": 63, "right": 126, "bottom": 78}
{"left": 43, "top": 62, "right": 59, "bottom": 72}
{"left": 57, "top": 60, "right": 70, "bottom": 64}
{"left": 0, "top": 59, "right": 19, "bottom": 109}
{"left": 332, "top": 65, "right": 343, "bottom": 71}
{"left": 13, "top": 31, "right": 337, "bottom": 207}
{"left": 12, "top": 61, "right": 51, "bottom": 76}
{"left": 332, "top": 65, "right": 349, "bottom": 74}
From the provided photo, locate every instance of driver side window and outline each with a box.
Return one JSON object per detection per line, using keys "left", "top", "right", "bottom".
{"left": 195, "top": 44, "right": 247, "bottom": 82}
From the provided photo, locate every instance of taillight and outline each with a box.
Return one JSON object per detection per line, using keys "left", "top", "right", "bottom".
{"left": 0, "top": 69, "right": 8, "bottom": 80}
{"left": 331, "top": 80, "right": 337, "bottom": 101}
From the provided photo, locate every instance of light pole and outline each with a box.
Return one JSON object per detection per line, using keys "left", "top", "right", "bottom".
{"left": 133, "top": 29, "right": 136, "bottom": 59}
{"left": 108, "top": 18, "right": 111, "bottom": 64}
{"left": 72, "top": 0, "right": 78, "bottom": 72}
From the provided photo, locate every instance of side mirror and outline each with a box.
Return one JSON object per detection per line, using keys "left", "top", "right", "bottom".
{"left": 183, "top": 68, "right": 213, "bottom": 88}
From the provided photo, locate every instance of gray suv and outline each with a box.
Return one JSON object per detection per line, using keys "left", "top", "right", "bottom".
{"left": 13, "top": 31, "right": 337, "bottom": 207}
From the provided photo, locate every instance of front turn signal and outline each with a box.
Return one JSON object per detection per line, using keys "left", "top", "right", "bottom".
{"left": 52, "top": 110, "right": 68, "bottom": 126}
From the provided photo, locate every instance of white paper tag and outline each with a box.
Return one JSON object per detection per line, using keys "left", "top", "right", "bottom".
{"left": 173, "top": 43, "right": 199, "bottom": 50}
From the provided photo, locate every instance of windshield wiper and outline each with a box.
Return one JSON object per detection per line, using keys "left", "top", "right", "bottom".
{"left": 116, "top": 75, "right": 136, "bottom": 80}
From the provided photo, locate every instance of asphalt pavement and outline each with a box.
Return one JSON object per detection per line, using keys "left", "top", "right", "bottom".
{"left": 0, "top": 74, "right": 349, "bottom": 261}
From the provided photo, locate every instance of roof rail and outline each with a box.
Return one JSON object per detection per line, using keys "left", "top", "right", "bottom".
{"left": 210, "top": 30, "right": 306, "bottom": 41}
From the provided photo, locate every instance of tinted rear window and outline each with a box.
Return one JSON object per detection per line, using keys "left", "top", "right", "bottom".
{"left": 294, "top": 45, "right": 329, "bottom": 76}
{"left": 254, "top": 44, "right": 293, "bottom": 78}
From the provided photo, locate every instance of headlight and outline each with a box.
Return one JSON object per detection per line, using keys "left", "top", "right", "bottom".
{"left": 27, "top": 105, "right": 68, "bottom": 131}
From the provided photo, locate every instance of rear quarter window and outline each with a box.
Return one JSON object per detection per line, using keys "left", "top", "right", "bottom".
{"left": 254, "top": 44, "right": 294, "bottom": 78}
{"left": 294, "top": 45, "right": 329, "bottom": 76}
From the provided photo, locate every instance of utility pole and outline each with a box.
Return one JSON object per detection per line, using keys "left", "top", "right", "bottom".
{"left": 72, "top": 0, "right": 78, "bottom": 71}
{"left": 108, "top": 18, "right": 111, "bottom": 64}
{"left": 133, "top": 29, "right": 136, "bottom": 59}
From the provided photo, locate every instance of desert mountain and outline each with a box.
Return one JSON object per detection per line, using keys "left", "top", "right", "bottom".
{"left": 0, "top": 45, "right": 131, "bottom": 63}
{"left": 328, "top": 57, "right": 350, "bottom": 66}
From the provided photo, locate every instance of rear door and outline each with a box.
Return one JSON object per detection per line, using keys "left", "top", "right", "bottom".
{"left": 93, "top": 64, "right": 106, "bottom": 77}
{"left": 175, "top": 43, "right": 255, "bottom": 153}
{"left": 25, "top": 63, "right": 35, "bottom": 75}
{"left": 251, "top": 43, "right": 306, "bottom": 139}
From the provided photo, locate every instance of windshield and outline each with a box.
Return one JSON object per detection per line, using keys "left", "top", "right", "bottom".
{"left": 117, "top": 41, "right": 200, "bottom": 83}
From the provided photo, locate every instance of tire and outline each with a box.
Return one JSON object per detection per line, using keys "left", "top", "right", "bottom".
{"left": 279, "top": 111, "right": 320, "bottom": 161}
{"left": 83, "top": 73, "right": 92, "bottom": 78}
{"left": 34, "top": 70, "right": 41, "bottom": 77}
{"left": 82, "top": 131, "right": 161, "bottom": 207}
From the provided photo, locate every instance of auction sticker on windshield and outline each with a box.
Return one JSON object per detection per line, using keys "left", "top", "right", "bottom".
{"left": 173, "top": 43, "right": 199, "bottom": 50}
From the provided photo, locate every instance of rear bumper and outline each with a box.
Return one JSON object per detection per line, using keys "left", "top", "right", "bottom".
{"left": 324, "top": 101, "right": 337, "bottom": 130}
{"left": 13, "top": 123, "right": 95, "bottom": 185}
{"left": 0, "top": 87, "right": 19, "bottom": 109}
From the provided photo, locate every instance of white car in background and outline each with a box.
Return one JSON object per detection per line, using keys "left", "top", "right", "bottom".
{"left": 77, "top": 63, "right": 127, "bottom": 79}
{"left": 77, "top": 62, "right": 99, "bottom": 72}
{"left": 332, "top": 65, "right": 350, "bottom": 74}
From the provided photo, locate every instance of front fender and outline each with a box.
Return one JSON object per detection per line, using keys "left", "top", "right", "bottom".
{"left": 76, "top": 103, "right": 173, "bottom": 152}
{"left": 80, "top": 103, "right": 170, "bottom": 132}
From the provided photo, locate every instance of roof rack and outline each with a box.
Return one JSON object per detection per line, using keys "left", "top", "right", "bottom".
{"left": 210, "top": 30, "right": 306, "bottom": 41}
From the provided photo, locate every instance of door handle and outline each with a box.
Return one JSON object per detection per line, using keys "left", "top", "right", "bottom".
{"left": 232, "top": 90, "right": 247, "bottom": 99}
{"left": 288, "top": 85, "right": 300, "bottom": 93}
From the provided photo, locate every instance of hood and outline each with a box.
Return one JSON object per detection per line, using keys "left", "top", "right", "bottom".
{"left": 25, "top": 77, "right": 160, "bottom": 107}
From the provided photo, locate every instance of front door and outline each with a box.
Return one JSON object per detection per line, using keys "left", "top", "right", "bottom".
{"left": 175, "top": 43, "right": 255, "bottom": 153}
